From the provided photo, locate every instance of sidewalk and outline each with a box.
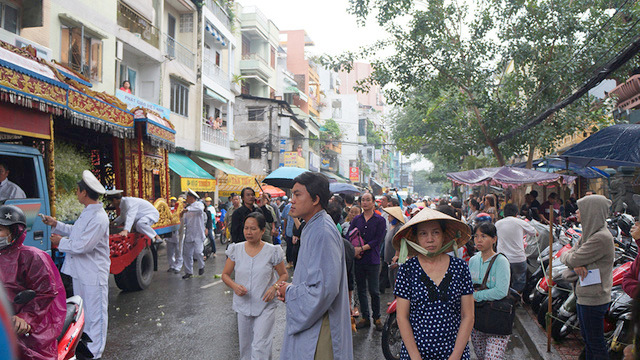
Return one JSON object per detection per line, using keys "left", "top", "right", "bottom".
{"left": 515, "top": 306, "right": 584, "bottom": 360}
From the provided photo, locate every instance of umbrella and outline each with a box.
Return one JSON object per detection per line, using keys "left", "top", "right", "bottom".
{"left": 329, "top": 182, "right": 361, "bottom": 195}
{"left": 559, "top": 124, "right": 640, "bottom": 167}
{"left": 446, "top": 166, "right": 576, "bottom": 188}
{"left": 263, "top": 167, "right": 308, "bottom": 188}
{"left": 260, "top": 184, "right": 286, "bottom": 197}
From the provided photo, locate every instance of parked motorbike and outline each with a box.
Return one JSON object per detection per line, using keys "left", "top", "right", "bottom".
{"left": 14, "top": 289, "right": 93, "bottom": 360}
{"left": 606, "top": 287, "right": 635, "bottom": 360}
{"left": 381, "top": 299, "right": 401, "bottom": 360}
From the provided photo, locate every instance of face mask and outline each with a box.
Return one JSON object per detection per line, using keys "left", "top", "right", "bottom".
{"left": 390, "top": 219, "right": 398, "bottom": 226}
{"left": 0, "top": 236, "right": 11, "bottom": 250}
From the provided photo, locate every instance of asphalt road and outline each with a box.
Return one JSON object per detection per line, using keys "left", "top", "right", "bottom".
{"left": 102, "top": 242, "right": 531, "bottom": 360}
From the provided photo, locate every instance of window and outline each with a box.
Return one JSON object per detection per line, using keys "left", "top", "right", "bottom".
{"left": 179, "top": 13, "right": 193, "bottom": 33}
{"left": 118, "top": 63, "right": 136, "bottom": 94}
{"left": 249, "top": 144, "right": 262, "bottom": 159}
{"left": 170, "top": 78, "right": 189, "bottom": 116}
{"left": 60, "top": 26, "right": 102, "bottom": 82}
{"left": 215, "top": 51, "right": 221, "bottom": 66}
{"left": 167, "top": 14, "right": 176, "bottom": 58}
{"left": 242, "top": 35, "right": 250, "bottom": 56}
{"left": 270, "top": 46, "right": 276, "bottom": 68}
{"left": 248, "top": 107, "right": 264, "bottom": 121}
{"left": 0, "top": 2, "right": 18, "bottom": 34}
{"left": 358, "top": 119, "right": 366, "bottom": 136}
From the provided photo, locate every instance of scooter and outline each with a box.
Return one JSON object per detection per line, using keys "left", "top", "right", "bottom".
{"left": 606, "top": 287, "right": 635, "bottom": 360}
{"left": 14, "top": 290, "right": 93, "bottom": 360}
{"left": 381, "top": 299, "right": 401, "bottom": 360}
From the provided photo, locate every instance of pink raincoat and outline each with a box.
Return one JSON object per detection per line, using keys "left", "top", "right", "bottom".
{"left": 0, "top": 230, "right": 66, "bottom": 360}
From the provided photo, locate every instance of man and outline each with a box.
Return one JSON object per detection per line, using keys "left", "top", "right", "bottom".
{"left": 276, "top": 172, "right": 352, "bottom": 360}
{"left": 181, "top": 189, "right": 206, "bottom": 279}
{"left": 230, "top": 187, "right": 274, "bottom": 243}
{"left": 529, "top": 190, "right": 541, "bottom": 221}
{"left": 224, "top": 193, "right": 240, "bottom": 231}
{"left": 44, "top": 170, "right": 110, "bottom": 359}
{"left": 379, "top": 194, "right": 391, "bottom": 209}
{"left": 282, "top": 199, "right": 296, "bottom": 268}
{"left": 204, "top": 197, "right": 216, "bottom": 257}
{"left": 495, "top": 203, "right": 537, "bottom": 292}
{"left": 349, "top": 192, "right": 387, "bottom": 330}
{"left": 166, "top": 196, "right": 183, "bottom": 273}
{"left": 0, "top": 163, "right": 26, "bottom": 201}
{"left": 540, "top": 192, "right": 561, "bottom": 224}
{"left": 259, "top": 193, "right": 278, "bottom": 244}
{"left": 105, "top": 190, "right": 161, "bottom": 243}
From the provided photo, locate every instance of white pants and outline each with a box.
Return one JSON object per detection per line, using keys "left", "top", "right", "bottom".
{"left": 182, "top": 240, "right": 204, "bottom": 275}
{"left": 166, "top": 232, "right": 183, "bottom": 271}
{"left": 237, "top": 305, "right": 276, "bottom": 360}
{"left": 134, "top": 215, "right": 159, "bottom": 240}
{"left": 73, "top": 281, "right": 108, "bottom": 359}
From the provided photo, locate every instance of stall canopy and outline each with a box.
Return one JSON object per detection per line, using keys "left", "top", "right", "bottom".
{"left": 512, "top": 158, "right": 610, "bottom": 179}
{"left": 559, "top": 124, "right": 640, "bottom": 167}
{"left": 168, "top": 153, "right": 216, "bottom": 192}
{"left": 447, "top": 167, "right": 576, "bottom": 188}
{"left": 197, "top": 157, "right": 249, "bottom": 176}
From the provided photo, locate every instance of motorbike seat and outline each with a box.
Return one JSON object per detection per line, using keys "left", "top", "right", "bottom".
{"left": 57, "top": 302, "right": 76, "bottom": 342}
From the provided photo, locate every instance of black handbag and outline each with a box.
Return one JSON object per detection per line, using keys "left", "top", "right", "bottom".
{"left": 473, "top": 253, "right": 518, "bottom": 336}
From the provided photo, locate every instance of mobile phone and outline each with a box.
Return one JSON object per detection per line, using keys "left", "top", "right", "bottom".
{"left": 38, "top": 213, "right": 46, "bottom": 221}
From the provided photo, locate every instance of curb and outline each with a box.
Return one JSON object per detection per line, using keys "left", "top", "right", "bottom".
{"left": 514, "top": 307, "right": 563, "bottom": 360}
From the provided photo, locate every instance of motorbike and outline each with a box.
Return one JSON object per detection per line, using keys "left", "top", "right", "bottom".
{"left": 14, "top": 289, "right": 93, "bottom": 360}
{"left": 381, "top": 299, "right": 401, "bottom": 360}
{"left": 606, "top": 287, "right": 635, "bottom": 360}
{"left": 215, "top": 210, "right": 228, "bottom": 245}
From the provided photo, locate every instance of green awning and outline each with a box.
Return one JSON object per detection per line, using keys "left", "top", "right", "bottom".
{"left": 168, "top": 153, "right": 215, "bottom": 179}
{"left": 322, "top": 170, "right": 348, "bottom": 183}
{"left": 197, "top": 156, "right": 249, "bottom": 176}
{"left": 205, "top": 87, "right": 228, "bottom": 103}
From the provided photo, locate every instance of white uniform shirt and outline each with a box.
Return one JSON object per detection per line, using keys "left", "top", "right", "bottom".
{"left": 495, "top": 216, "right": 537, "bottom": 264}
{"left": 55, "top": 203, "right": 110, "bottom": 285}
{"left": 114, "top": 197, "right": 160, "bottom": 232}
{"left": 0, "top": 178, "right": 26, "bottom": 201}
{"left": 183, "top": 201, "right": 206, "bottom": 243}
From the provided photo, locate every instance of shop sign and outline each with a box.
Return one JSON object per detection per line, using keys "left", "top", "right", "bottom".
{"left": 180, "top": 177, "right": 216, "bottom": 192}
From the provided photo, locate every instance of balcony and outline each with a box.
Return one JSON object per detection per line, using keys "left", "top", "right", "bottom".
{"left": 203, "top": 58, "right": 230, "bottom": 90}
{"left": 609, "top": 75, "right": 640, "bottom": 110}
{"left": 240, "top": 53, "right": 273, "bottom": 80}
{"left": 205, "top": 0, "right": 232, "bottom": 30}
{"left": 117, "top": 1, "right": 160, "bottom": 48}
{"left": 164, "top": 34, "right": 195, "bottom": 69}
{"left": 202, "top": 123, "right": 229, "bottom": 147}
{"left": 240, "top": 7, "right": 269, "bottom": 39}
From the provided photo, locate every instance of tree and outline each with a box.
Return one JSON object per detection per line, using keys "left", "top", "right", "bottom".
{"left": 325, "top": 0, "right": 637, "bottom": 166}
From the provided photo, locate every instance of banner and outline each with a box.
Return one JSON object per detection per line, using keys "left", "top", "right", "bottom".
{"left": 284, "top": 152, "right": 298, "bottom": 167}
{"left": 180, "top": 178, "right": 216, "bottom": 192}
{"left": 349, "top": 167, "right": 359, "bottom": 182}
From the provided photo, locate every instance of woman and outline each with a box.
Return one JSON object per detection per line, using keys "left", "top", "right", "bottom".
{"left": 392, "top": 208, "right": 474, "bottom": 360}
{"left": 382, "top": 206, "right": 406, "bottom": 289}
{"left": 342, "top": 205, "right": 362, "bottom": 238}
{"left": 469, "top": 223, "right": 511, "bottom": 360}
{"left": 484, "top": 195, "right": 498, "bottom": 222}
{"left": 560, "top": 195, "right": 614, "bottom": 360}
{"left": 466, "top": 199, "right": 480, "bottom": 224}
{"left": 222, "top": 212, "right": 287, "bottom": 359}
{"left": 119, "top": 80, "right": 132, "bottom": 94}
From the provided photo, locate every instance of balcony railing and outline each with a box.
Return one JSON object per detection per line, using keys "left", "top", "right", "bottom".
{"left": 203, "top": 58, "right": 230, "bottom": 89}
{"left": 202, "top": 123, "right": 229, "bottom": 147}
{"left": 164, "top": 34, "right": 195, "bottom": 69}
{"left": 117, "top": 1, "right": 160, "bottom": 48}
{"left": 241, "top": 53, "right": 268, "bottom": 66}
{"left": 205, "top": 0, "right": 231, "bottom": 30}
{"left": 610, "top": 74, "right": 640, "bottom": 110}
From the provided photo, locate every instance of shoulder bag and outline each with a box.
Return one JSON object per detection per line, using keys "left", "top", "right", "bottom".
{"left": 473, "top": 253, "right": 518, "bottom": 335}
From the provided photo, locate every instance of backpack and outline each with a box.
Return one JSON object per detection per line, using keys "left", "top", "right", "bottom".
{"left": 203, "top": 206, "right": 213, "bottom": 230}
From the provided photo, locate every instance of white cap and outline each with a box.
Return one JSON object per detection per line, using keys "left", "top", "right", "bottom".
{"left": 82, "top": 170, "right": 106, "bottom": 195}
{"left": 186, "top": 188, "right": 199, "bottom": 199}
{"left": 105, "top": 189, "right": 123, "bottom": 196}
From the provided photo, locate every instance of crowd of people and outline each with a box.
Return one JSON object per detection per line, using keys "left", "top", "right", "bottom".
{"left": 3, "top": 166, "right": 640, "bottom": 360}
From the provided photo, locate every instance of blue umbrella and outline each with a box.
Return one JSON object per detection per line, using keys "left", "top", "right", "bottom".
{"left": 263, "top": 167, "right": 308, "bottom": 188}
{"left": 329, "top": 182, "right": 361, "bottom": 195}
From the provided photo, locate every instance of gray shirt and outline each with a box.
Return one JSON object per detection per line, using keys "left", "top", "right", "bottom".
{"left": 0, "top": 179, "right": 25, "bottom": 201}
{"left": 281, "top": 210, "right": 353, "bottom": 360}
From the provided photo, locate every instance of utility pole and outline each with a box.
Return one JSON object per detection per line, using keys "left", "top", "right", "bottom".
{"left": 267, "top": 105, "right": 273, "bottom": 173}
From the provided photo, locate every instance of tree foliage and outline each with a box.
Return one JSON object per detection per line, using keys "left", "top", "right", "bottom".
{"left": 324, "top": 0, "right": 639, "bottom": 166}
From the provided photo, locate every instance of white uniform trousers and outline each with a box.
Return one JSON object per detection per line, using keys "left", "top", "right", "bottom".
{"left": 237, "top": 305, "right": 276, "bottom": 360}
{"left": 182, "top": 240, "right": 204, "bottom": 275}
{"left": 134, "top": 215, "right": 158, "bottom": 240}
{"left": 73, "top": 281, "right": 108, "bottom": 359}
{"left": 166, "top": 232, "right": 183, "bottom": 271}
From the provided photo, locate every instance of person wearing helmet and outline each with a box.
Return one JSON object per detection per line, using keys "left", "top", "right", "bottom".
{"left": 0, "top": 205, "right": 66, "bottom": 360}
{"left": 43, "top": 170, "right": 110, "bottom": 359}
{"left": 105, "top": 190, "right": 162, "bottom": 244}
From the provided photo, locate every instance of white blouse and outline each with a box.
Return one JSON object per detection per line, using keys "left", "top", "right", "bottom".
{"left": 226, "top": 242, "right": 284, "bottom": 316}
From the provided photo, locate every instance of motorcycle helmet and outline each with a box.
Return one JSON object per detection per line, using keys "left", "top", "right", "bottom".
{"left": 282, "top": 196, "right": 288, "bottom": 201}
{"left": 475, "top": 212, "right": 492, "bottom": 224}
{"left": 204, "top": 197, "right": 213, "bottom": 202}
{"left": 0, "top": 205, "right": 26, "bottom": 248}
{"left": 617, "top": 214, "right": 634, "bottom": 236}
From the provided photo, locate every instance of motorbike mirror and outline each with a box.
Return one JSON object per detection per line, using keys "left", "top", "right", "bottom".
{"left": 14, "top": 290, "right": 36, "bottom": 305}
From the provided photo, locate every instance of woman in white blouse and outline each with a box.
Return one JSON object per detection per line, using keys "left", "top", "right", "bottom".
{"left": 222, "top": 212, "right": 288, "bottom": 359}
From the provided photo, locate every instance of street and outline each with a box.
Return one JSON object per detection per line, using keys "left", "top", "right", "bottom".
{"left": 102, "top": 242, "right": 532, "bottom": 360}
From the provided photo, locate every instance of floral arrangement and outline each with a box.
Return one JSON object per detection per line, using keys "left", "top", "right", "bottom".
{"left": 54, "top": 142, "right": 93, "bottom": 222}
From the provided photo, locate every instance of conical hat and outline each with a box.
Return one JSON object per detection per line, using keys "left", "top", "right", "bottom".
{"left": 392, "top": 207, "right": 471, "bottom": 256}
{"left": 382, "top": 206, "right": 406, "bottom": 224}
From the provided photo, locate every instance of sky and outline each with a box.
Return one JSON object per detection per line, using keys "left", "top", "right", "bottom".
{"left": 236, "top": 0, "right": 388, "bottom": 56}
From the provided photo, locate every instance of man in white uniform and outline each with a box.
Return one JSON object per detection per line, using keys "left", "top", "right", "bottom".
{"left": 0, "top": 163, "right": 26, "bottom": 201}
{"left": 105, "top": 190, "right": 161, "bottom": 243}
{"left": 44, "top": 170, "right": 109, "bottom": 359}
{"left": 166, "top": 197, "right": 183, "bottom": 273}
{"left": 181, "top": 189, "right": 206, "bottom": 279}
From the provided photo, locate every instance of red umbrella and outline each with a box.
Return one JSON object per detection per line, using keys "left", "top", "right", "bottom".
{"left": 260, "top": 184, "right": 286, "bottom": 197}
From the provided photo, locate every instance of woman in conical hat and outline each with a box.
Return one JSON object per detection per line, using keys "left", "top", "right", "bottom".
{"left": 391, "top": 207, "right": 474, "bottom": 360}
